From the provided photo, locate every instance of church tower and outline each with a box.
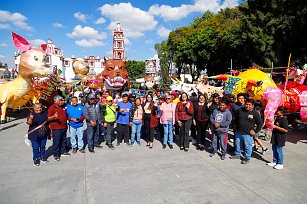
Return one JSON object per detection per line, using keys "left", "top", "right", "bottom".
{"left": 113, "top": 22, "right": 125, "bottom": 59}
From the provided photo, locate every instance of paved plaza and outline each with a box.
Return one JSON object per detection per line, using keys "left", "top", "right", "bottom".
{"left": 0, "top": 111, "right": 307, "bottom": 204}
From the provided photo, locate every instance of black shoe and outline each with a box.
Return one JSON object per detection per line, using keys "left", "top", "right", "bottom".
{"left": 125, "top": 142, "right": 130, "bottom": 146}
{"left": 169, "top": 144, "right": 173, "bottom": 149}
{"left": 79, "top": 149, "right": 85, "bottom": 153}
{"left": 41, "top": 158, "right": 49, "bottom": 163}
{"left": 241, "top": 159, "right": 250, "bottom": 164}
{"left": 94, "top": 145, "right": 103, "bottom": 149}
{"left": 54, "top": 156, "right": 60, "bottom": 161}
{"left": 162, "top": 144, "right": 166, "bottom": 149}
{"left": 184, "top": 148, "right": 189, "bottom": 152}
{"left": 108, "top": 144, "right": 115, "bottom": 150}
{"left": 89, "top": 149, "right": 95, "bottom": 153}
{"left": 210, "top": 153, "right": 216, "bottom": 157}
{"left": 117, "top": 142, "right": 120, "bottom": 146}
{"left": 33, "top": 159, "right": 40, "bottom": 166}
{"left": 229, "top": 155, "right": 240, "bottom": 159}
{"left": 61, "top": 152, "right": 70, "bottom": 157}
{"left": 72, "top": 148, "right": 77, "bottom": 154}
{"left": 180, "top": 147, "right": 184, "bottom": 150}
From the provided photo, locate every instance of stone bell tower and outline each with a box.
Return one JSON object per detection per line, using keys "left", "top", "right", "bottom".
{"left": 113, "top": 22, "right": 125, "bottom": 59}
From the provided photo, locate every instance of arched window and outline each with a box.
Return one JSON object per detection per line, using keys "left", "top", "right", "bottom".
{"left": 118, "top": 52, "right": 122, "bottom": 59}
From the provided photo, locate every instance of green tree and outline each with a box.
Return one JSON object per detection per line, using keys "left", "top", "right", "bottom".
{"left": 126, "top": 60, "right": 145, "bottom": 81}
{"left": 155, "top": 41, "right": 172, "bottom": 88}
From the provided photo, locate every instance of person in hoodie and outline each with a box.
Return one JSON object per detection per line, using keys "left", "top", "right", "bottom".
{"left": 210, "top": 98, "right": 232, "bottom": 160}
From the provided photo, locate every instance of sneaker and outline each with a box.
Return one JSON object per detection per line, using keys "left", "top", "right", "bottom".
{"left": 210, "top": 153, "right": 216, "bottom": 157}
{"left": 229, "top": 155, "right": 240, "bottom": 159}
{"left": 180, "top": 147, "right": 184, "bottom": 150}
{"left": 61, "top": 152, "right": 70, "bottom": 157}
{"left": 137, "top": 142, "right": 141, "bottom": 146}
{"left": 262, "top": 148, "right": 269, "bottom": 155}
{"left": 117, "top": 142, "right": 120, "bottom": 146}
{"left": 221, "top": 155, "right": 226, "bottom": 160}
{"left": 169, "top": 144, "right": 173, "bottom": 149}
{"left": 54, "top": 156, "right": 60, "bottom": 161}
{"left": 79, "top": 149, "right": 86, "bottom": 153}
{"left": 33, "top": 159, "right": 40, "bottom": 166}
{"left": 89, "top": 149, "right": 95, "bottom": 153}
{"left": 94, "top": 145, "right": 103, "bottom": 149}
{"left": 241, "top": 159, "right": 250, "bottom": 164}
{"left": 267, "top": 162, "right": 276, "bottom": 167}
{"left": 41, "top": 158, "right": 49, "bottom": 163}
{"left": 72, "top": 148, "right": 77, "bottom": 154}
{"left": 125, "top": 142, "right": 130, "bottom": 146}
{"left": 108, "top": 144, "right": 115, "bottom": 150}
{"left": 162, "top": 144, "right": 166, "bottom": 149}
{"left": 252, "top": 146, "right": 258, "bottom": 152}
{"left": 184, "top": 148, "right": 189, "bottom": 152}
{"left": 274, "top": 164, "right": 283, "bottom": 170}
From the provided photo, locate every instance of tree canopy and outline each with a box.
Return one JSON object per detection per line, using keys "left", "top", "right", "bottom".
{"left": 155, "top": 0, "right": 307, "bottom": 79}
{"left": 126, "top": 60, "right": 145, "bottom": 81}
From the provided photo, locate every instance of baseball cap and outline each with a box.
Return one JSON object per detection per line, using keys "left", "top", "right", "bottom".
{"left": 106, "top": 96, "right": 113, "bottom": 101}
{"left": 171, "top": 91, "right": 177, "bottom": 95}
{"left": 211, "top": 93, "right": 220, "bottom": 98}
{"left": 88, "top": 93, "right": 95, "bottom": 99}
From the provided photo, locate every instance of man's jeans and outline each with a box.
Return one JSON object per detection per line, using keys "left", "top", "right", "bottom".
{"left": 30, "top": 134, "right": 47, "bottom": 160}
{"left": 70, "top": 126, "right": 84, "bottom": 149}
{"left": 52, "top": 129, "right": 68, "bottom": 157}
{"left": 87, "top": 124, "right": 99, "bottom": 150}
{"left": 131, "top": 120, "right": 142, "bottom": 144}
{"left": 272, "top": 144, "right": 284, "bottom": 164}
{"left": 163, "top": 120, "right": 173, "bottom": 145}
{"left": 235, "top": 131, "right": 253, "bottom": 160}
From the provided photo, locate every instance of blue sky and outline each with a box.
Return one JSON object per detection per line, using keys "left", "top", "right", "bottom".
{"left": 0, "top": 0, "right": 241, "bottom": 68}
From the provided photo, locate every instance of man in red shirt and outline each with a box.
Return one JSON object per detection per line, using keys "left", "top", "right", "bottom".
{"left": 48, "top": 95, "right": 69, "bottom": 161}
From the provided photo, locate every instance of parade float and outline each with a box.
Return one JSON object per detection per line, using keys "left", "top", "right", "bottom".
{"left": 0, "top": 33, "right": 50, "bottom": 123}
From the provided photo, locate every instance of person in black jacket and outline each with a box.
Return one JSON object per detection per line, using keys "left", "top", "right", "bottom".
{"left": 193, "top": 94, "right": 209, "bottom": 150}
{"left": 230, "top": 99, "right": 263, "bottom": 164}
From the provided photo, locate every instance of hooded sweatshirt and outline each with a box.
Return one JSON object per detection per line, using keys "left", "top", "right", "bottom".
{"left": 210, "top": 108, "right": 232, "bottom": 133}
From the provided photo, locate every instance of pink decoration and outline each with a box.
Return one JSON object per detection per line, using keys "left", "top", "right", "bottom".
{"left": 12, "top": 32, "right": 31, "bottom": 51}
{"left": 299, "top": 91, "right": 307, "bottom": 122}
{"left": 263, "top": 87, "right": 283, "bottom": 130}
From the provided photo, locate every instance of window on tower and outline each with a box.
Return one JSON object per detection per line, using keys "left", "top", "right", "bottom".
{"left": 118, "top": 52, "right": 122, "bottom": 59}
{"left": 118, "top": 42, "right": 121, "bottom": 48}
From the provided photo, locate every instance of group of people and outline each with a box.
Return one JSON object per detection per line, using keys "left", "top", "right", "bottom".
{"left": 26, "top": 88, "right": 289, "bottom": 170}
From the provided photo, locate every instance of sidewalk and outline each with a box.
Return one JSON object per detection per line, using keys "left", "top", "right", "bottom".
{"left": 0, "top": 114, "right": 307, "bottom": 204}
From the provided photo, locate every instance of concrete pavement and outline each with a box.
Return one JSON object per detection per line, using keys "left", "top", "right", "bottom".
{"left": 0, "top": 111, "right": 307, "bottom": 204}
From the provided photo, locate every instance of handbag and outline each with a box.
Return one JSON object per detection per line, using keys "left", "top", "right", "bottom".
{"left": 24, "top": 120, "right": 47, "bottom": 146}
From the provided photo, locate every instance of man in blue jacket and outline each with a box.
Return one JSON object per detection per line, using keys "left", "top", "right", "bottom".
{"left": 66, "top": 97, "right": 85, "bottom": 153}
{"left": 210, "top": 98, "right": 232, "bottom": 160}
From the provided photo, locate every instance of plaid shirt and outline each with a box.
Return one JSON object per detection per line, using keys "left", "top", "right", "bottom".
{"left": 175, "top": 101, "right": 194, "bottom": 122}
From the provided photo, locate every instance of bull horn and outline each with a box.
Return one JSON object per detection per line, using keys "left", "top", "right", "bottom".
{"left": 207, "top": 75, "right": 230, "bottom": 81}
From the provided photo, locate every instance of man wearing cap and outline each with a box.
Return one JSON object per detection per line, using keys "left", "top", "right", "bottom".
{"left": 84, "top": 93, "right": 104, "bottom": 153}
{"left": 103, "top": 96, "right": 117, "bottom": 150}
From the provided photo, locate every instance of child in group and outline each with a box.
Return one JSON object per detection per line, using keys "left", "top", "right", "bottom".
{"left": 267, "top": 106, "right": 289, "bottom": 170}
{"left": 210, "top": 98, "right": 232, "bottom": 160}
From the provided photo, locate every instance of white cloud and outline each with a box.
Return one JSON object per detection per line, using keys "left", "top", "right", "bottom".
{"left": 125, "top": 38, "right": 131, "bottom": 46}
{"left": 53, "top": 22, "right": 65, "bottom": 28}
{"left": 106, "top": 50, "right": 113, "bottom": 57}
{"left": 98, "top": 3, "right": 158, "bottom": 38}
{"left": 29, "top": 39, "right": 46, "bottom": 46}
{"left": 0, "top": 23, "right": 11, "bottom": 30}
{"left": 67, "top": 25, "right": 107, "bottom": 39}
{"left": 74, "top": 12, "right": 89, "bottom": 23}
{"left": 95, "top": 17, "right": 106, "bottom": 24}
{"left": 0, "top": 55, "right": 5, "bottom": 59}
{"left": 0, "top": 43, "right": 8, "bottom": 47}
{"left": 75, "top": 39, "right": 105, "bottom": 47}
{"left": 148, "top": 0, "right": 239, "bottom": 21}
{"left": 0, "top": 10, "right": 32, "bottom": 30}
{"left": 157, "top": 27, "right": 171, "bottom": 37}
{"left": 145, "top": 39, "right": 154, "bottom": 44}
